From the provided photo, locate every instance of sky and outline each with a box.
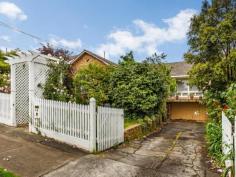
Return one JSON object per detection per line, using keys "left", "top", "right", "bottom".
{"left": 0, "top": 0, "right": 203, "bottom": 62}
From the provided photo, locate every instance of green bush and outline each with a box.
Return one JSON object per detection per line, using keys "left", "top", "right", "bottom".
{"left": 205, "top": 121, "right": 223, "bottom": 164}
{"left": 73, "top": 64, "right": 112, "bottom": 105}
{"left": 43, "top": 51, "right": 175, "bottom": 121}
{"left": 0, "top": 167, "right": 18, "bottom": 177}
{"left": 108, "top": 52, "right": 175, "bottom": 118}
{"left": 43, "top": 60, "right": 74, "bottom": 102}
{"left": 224, "top": 83, "right": 236, "bottom": 121}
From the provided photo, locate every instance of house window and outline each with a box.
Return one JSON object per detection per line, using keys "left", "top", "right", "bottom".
{"left": 177, "top": 80, "right": 188, "bottom": 92}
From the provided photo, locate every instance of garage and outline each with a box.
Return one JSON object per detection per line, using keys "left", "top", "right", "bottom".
{"left": 167, "top": 101, "right": 207, "bottom": 122}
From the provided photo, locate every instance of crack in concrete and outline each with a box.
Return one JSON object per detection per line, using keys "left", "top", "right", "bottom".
{"left": 177, "top": 138, "right": 203, "bottom": 177}
{"left": 153, "top": 131, "right": 182, "bottom": 172}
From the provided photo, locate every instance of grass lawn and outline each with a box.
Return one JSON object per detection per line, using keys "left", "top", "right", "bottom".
{"left": 124, "top": 119, "right": 140, "bottom": 129}
{"left": 0, "top": 168, "right": 18, "bottom": 177}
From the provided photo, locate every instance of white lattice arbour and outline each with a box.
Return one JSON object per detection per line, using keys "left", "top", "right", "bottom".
{"left": 0, "top": 93, "right": 13, "bottom": 126}
{"left": 7, "top": 52, "right": 59, "bottom": 126}
{"left": 97, "top": 106, "right": 124, "bottom": 151}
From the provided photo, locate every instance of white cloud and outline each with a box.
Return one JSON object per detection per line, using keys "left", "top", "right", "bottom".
{"left": 49, "top": 36, "right": 82, "bottom": 50}
{"left": 96, "top": 9, "right": 196, "bottom": 58}
{"left": 0, "top": 35, "right": 10, "bottom": 42}
{"left": 0, "top": 2, "right": 27, "bottom": 21}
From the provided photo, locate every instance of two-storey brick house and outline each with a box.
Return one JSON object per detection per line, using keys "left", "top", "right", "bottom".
{"left": 167, "top": 62, "right": 207, "bottom": 122}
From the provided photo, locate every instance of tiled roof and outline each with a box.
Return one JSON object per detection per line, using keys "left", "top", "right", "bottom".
{"left": 167, "top": 61, "right": 192, "bottom": 77}
{"left": 69, "top": 50, "right": 116, "bottom": 65}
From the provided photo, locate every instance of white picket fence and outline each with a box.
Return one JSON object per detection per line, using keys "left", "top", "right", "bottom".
{"left": 222, "top": 112, "right": 235, "bottom": 177}
{"left": 30, "top": 97, "right": 124, "bottom": 152}
{"left": 0, "top": 93, "right": 13, "bottom": 126}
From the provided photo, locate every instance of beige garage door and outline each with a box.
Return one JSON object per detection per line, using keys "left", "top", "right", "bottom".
{"left": 169, "top": 102, "right": 207, "bottom": 122}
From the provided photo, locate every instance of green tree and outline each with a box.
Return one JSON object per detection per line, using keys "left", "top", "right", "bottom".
{"left": 185, "top": 0, "right": 236, "bottom": 93}
{"left": 0, "top": 50, "right": 17, "bottom": 73}
{"left": 0, "top": 50, "right": 17, "bottom": 88}
{"left": 73, "top": 64, "right": 112, "bottom": 105}
{"left": 185, "top": 0, "right": 236, "bottom": 166}
{"left": 109, "top": 52, "right": 174, "bottom": 118}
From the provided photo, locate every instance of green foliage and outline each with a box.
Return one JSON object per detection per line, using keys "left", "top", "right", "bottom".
{"left": 43, "top": 60, "right": 73, "bottom": 102}
{"left": 124, "top": 118, "right": 140, "bottom": 128}
{"left": 225, "top": 83, "right": 236, "bottom": 111}
{"left": 0, "top": 50, "right": 17, "bottom": 73}
{"left": 185, "top": 0, "right": 236, "bottom": 93}
{"left": 0, "top": 50, "right": 17, "bottom": 91}
{"left": 205, "top": 121, "right": 223, "bottom": 165}
{"left": 73, "top": 64, "right": 112, "bottom": 105}
{"left": 0, "top": 167, "right": 19, "bottom": 177}
{"left": 222, "top": 82, "right": 236, "bottom": 121}
{"left": 185, "top": 0, "right": 236, "bottom": 168}
{"left": 43, "top": 51, "right": 174, "bottom": 120}
{"left": 108, "top": 52, "right": 175, "bottom": 118}
{"left": 203, "top": 91, "right": 223, "bottom": 121}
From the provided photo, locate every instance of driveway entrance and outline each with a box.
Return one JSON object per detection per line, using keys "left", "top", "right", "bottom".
{"left": 45, "top": 121, "right": 219, "bottom": 177}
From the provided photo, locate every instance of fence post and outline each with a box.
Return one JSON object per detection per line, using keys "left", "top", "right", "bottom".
{"left": 89, "top": 98, "right": 96, "bottom": 152}
{"left": 10, "top": 64, "right": 16, "bottom": 126}
{"left": 28, "top": 61, "right": 35, "bottom": 132}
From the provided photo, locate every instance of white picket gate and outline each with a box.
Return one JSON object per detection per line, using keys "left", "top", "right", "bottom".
{"left": 96, "top": 106, "right": 124, "bottom": 151}
{"left": 30, "top": 97, "right": 124, "bottom": 152}
{"left": 0, "top": 93, "right": 14, "bottom": 126}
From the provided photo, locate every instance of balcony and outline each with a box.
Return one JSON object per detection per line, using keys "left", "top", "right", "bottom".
{"left": 168, "top": 91, "right": 203, "bottom": 102}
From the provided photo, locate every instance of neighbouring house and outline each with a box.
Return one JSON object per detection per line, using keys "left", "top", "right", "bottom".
{"left": 69, "top": 49, "right": 115, "bottom": 74}
{"left": 167, "top": 61, "right": 207, "bottom": 122}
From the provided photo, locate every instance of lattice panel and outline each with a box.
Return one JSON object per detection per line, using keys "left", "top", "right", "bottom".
{"left": 15, "top": 62, "right": 29, "bottom": 125}
{"left": 34, "top": 63, "right": 49, "bottom": 98}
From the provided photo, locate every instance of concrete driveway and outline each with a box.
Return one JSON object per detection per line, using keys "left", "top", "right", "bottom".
{"left": 45, "top": 121, "right": 220, "bottom": 177}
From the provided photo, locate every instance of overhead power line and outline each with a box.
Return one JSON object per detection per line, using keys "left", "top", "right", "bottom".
{"left": 0, "top": 20, "right": 45, "bottom": 44}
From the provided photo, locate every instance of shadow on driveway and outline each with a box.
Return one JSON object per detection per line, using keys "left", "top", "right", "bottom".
{"left": 0, "top": 124, "right": 87, "bottom": 177}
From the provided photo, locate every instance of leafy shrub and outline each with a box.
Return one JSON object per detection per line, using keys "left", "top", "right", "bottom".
{"left": 108, "top": 52, "right": 175, "bottom": 118}
{"left": 43, "top": 60, "right": 74, "bottom": 102}
{"left": 203, "top": 91, "right": 223, "bottom": 122}
{"left": 0, "top": 167, "right": 18, "bottom": 177}
{"left": 0, "top": 50, "right": 17, "bottom": 91}
{"left": 205, "top": 121, "right": 223, "bottom": 164}
{"left": 43, "top": 51, "right": 175, "bottom": 121}
{"left": 73, "top": 64, "right": 112, "bottom": 105}
{"left": 224, "top": 83, "right": 236, "bottom": 121}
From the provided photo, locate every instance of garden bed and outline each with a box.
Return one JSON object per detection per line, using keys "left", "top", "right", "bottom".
{"left": 124, "top": 118, "right": 164, "bottom": 142}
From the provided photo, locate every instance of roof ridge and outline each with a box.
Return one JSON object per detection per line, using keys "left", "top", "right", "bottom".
{"left": 69, "top": 49, "right": 116, "bottom": 65}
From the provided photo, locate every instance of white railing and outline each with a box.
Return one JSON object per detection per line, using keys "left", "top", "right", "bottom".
{"left": 176, "top": 91, "right": 203, "bottom": 97}
{"left": 97, "top": 106, "right": 124, "bottom": 151}
{"left": 0, "top": 92, "right": 13, "bottom": 126}
{"left": 30, "top": 97, "right": 124, "bottom": 152}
